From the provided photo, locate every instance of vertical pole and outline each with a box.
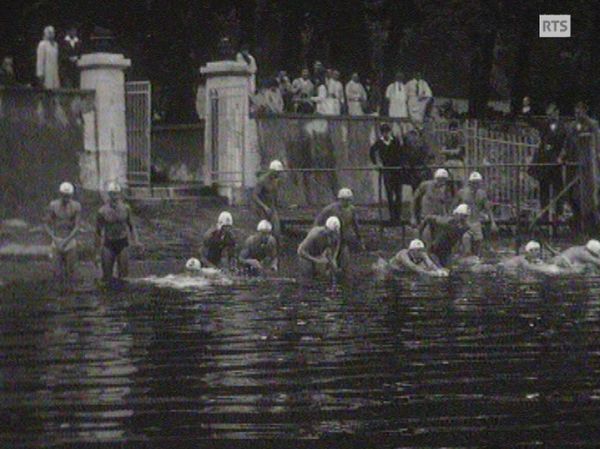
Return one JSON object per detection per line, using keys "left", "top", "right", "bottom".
{"left": 378, "top": 168, "right": 384, "bottom": 235}
{"left": 516, "top": 164, "right": 522, "bottom": 254}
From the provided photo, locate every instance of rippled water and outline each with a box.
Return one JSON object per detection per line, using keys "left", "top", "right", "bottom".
{"left": 2, "top": 260, "right": 600, "bottom": 447}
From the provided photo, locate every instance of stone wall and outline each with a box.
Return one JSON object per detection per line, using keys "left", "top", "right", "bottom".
{"left": 0, "top": 87, "right": 95, "bottom": 220}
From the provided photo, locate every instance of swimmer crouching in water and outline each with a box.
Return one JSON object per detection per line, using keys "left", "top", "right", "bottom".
{"left": 385, "top": 239, "right": 449, "bottom": 277}
{"left": 184, "top": 257, "right": 231, "bottom": 281}
{"left": 238, "top": 220, "right": 278, "bottom": 276}
{"left": 501, "top": 241, "right": 561, "bottom": 274}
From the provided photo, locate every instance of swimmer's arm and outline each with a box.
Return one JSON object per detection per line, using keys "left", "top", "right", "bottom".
{"left": 423, "top": 252, "right": 443, "bottom": 271}
{"left": 297, "top": 234, "right": 328, "bottom": 265}
{"left": 351, "top": 209, "right": 362, "bottom": 243}
{"left": 126, "top": 207, "right": 139, "bottom": 244}
{"left": 239, "top": 241, "right": 260, "bottom": 269}
{"left": 314, "top": 204, "right": 334, "bottom": 227}
{"left": 581, "top": 252, "right": 600, "bottom": 268}
{"left": 524, "top": 261, "right": 560, "bottom": 275}
{"left": 94, "top": 213, "right": 104, "bottom": 252}
{"left": 43, "top": 207, "right": 58, "bottom": 242}
{"left": 252, "top": 183, "right": 270, "bottom": 214}
{"left": 411, "top": 183, "right": 425, "bottom": 223}
{"left": 397, "top": 251, "right": 435, "bottom": 276}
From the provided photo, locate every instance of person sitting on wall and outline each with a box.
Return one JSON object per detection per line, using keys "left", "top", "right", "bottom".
{"left": 252, "top": 160, "right": 284, "bottom": 239}
{"left": 297, "top": 216, "right": 341, "bottom": 280}
{"left": 95, "top": 182, "right": 140, "bottom": 284}
{"left": 44, "top": 182, "right": 82, "bottom": 288}
{"left": 200, "top": 211, "right": 237, "bottom": 270}
{"left": 314, "top": 188, "right": 365, "bottom": 277}
{"left": 239, "top": 220, "right": 279, "bottom": 276}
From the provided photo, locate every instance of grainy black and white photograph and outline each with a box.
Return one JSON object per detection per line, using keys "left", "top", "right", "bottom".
{"left": 1, "top": 1, "right": 599, "bottom": 447}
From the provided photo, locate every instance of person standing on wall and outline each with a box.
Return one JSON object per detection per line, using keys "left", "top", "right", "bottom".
{"left": 385, "top": 71, "right": 408, "bottom": 119}
{"left": 60, "top": 26, "right": 82, "bottom": 88}
{"left": 236, "top": 44, "right": 257, "bottom": 94}
{"left": 36, "top": 26, "right": 60, "bottom": 89}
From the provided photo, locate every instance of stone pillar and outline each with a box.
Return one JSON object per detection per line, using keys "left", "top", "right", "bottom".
{"left": 78, "top": 53, "right": 131, "bottom": 191}
{"left": 201, "top": 61, "right": 259, "bottom": 203}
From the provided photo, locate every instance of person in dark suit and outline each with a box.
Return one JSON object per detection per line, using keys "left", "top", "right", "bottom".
{"left": 60, "top": 26, "right": 82, "bottom": 88}
{"left": 369, "top": 123, "right": 406, "bottom": 224}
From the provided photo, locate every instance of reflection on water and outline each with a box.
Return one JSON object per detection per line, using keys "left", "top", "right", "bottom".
{"left": 1, "top": 264, "right": 600, "bottom": 447}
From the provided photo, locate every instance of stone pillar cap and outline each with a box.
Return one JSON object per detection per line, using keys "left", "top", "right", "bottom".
{"left": 201, "top": 61, "right": 250, "bottom": 76}
{"left": 78, "top": 53, "right": 131, "bottom": 69}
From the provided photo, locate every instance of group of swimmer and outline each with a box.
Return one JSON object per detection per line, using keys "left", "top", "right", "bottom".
{"left": 43, "top": 156, "right": 600, "bottom": 287}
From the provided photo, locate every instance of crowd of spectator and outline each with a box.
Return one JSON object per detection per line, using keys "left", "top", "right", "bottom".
{"left": 0, "top": 25, "right": 82, "bottom": 89}
{"left": 238, "top": 48, "right": 435, "bottom": 122}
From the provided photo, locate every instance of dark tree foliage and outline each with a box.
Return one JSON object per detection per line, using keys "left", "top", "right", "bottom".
{"left": 1, "top": 0, "right": 597, "bottom": 121}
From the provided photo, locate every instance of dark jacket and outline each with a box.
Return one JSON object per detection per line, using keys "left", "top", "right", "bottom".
{"left": 369, "top": 136, "right": 404, "bottom": 167}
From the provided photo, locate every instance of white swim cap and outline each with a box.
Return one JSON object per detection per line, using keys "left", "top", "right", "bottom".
{"left": 269, "top": 160, "right": 284, "bottom": 171}
{"left": 107, "top": 181, "right": 122, "bottom": 193}
{"left": 257, "top": 219, "right": 272, "bottom": 232}
{"left": 337, "top": 188, "right": 353, "bottom": 199}
{"left": 59, "top": 182, "right": 74, "bottom": 195}
{"left": 434, "top": 168, "right": 449, "bottom": 179}
{"left": 586, "top": 239, "right": 600, "bottom": 257}
{"left": 525, "top": 241, "right": 541, "bottom": 253}
{"left": 325, "top": 216, "right": 341, "bottom": 232}
{"left": 217, "top": 211, "right": 233, "bottom": 228}
{"left": 469, "top": 171, "right": 483, "bottom": 182}
{"left": 409, "top": 239, "right": 425, "bottom": 250}
{"left": 185, "top": 257, "right": 202, "bottom": 271}
{"left": 453, "top": 204, "right": 470, "bottom": 215}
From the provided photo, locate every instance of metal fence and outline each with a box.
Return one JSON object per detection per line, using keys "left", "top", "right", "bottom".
{"left": 125, "top": 81, "right": 152, "bottom": 186}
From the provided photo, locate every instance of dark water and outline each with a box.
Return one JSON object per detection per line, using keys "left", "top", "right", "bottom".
{"left": 2, "top": 262, "right": 600, "bottom": 448}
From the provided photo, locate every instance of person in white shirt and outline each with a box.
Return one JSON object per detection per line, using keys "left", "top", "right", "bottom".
{"left": 36, "top": 26, "right": 60, "bottom": 89}
{"left": 292, "top": 68, "right": 315, "bottom": 113}
{"left": 385, "top": 71, "right": 408, "bottom": 118}
{"left": 236, "top": 45, "right": 257, "bottom": 94}
{"left": 345, "top": 73, "right": 367, "bottom": 116}
{"left": 312, "top": 77, "right": 335, "bottom": 115}
{"left": 406, "top": 71, "right": 433, "bottom": 123}
{"left": 327, "top": 70, "right": 344, "bottom": 115}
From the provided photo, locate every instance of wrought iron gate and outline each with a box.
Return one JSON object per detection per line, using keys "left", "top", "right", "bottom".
{"left": 125, "top": 81, "right": 151, "bottom": 186}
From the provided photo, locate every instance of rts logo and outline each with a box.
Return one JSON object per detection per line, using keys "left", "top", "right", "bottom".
{"left": 539, "top": 15, "right": 571, "bottom": 37}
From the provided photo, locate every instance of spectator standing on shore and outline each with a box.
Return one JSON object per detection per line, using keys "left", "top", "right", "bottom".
{"left": 292, "top": 68, "right": 315, "bottom": 113}
{"left": 345, "top": 73, "right": 367, "bottom": 116}
{"left": 276, "top": 71, "right": 293, "bottom": 111}
{"left": 328, "top": 69, "right": 344, "bottom": 115}
{"left": 527, "top": 102, "right": 567, "bottom": 222}
{"left": 0, "top": 56, "right": 16, "bottom": 86}
{"left": 364, "top": 77, "right": 381, "bottom": 115}
{"left": 236, "top": 44, "right": 257, "bottom": 94}
{"left": 521, "top": 96, "right": 533, "bottom": 118}
{"left": 312, "top": 77, "right": 335, "bottom": 115}
{"left": 385, "top": 71, "right": 408, "bottom": 118}
{"left": 60, "top": 26, "right": 82, "bottom": 88}
{"left": 264, "top": 79, "right": 284, "bottom": 114}
{"left": 406, "top": 71, "right": 432, "bottom": 123}
{"left": 36, "top": 26, "right": 60, "bottom": 89}
{"left": 313, "top": 61, "right": 326, "bottom": 84}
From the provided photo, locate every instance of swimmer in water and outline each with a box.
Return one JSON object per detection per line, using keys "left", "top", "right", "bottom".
{"left": 314, "top": 188, "right": 364, "bottom": 277}
{"left": 200, "top": 211, "right": 237, "bottom": 271}
{"left": 501, "top": 240, "right": 561, "bottom": 274}
{"left": 551, "top": 239, "right": 600, "bottom": 272}
{"left": 184, "top": 257, "right": 230, "bottom": 281}
{"left": 44, "top": 182, "right": 82, "bottom": 286}
{"left": 386, "top": 239, "right": 449, "bottom": 277}
{"left": 239, "top": 220, "right": 278, "bottom": 276}
{"left": 252, "top": 160, "right": 284, "bottom": 239}
{"left": 454, "top": 171, "right": 498, "bottom": 257}
{"left": 95, "top": 182, "right": 139, "bottom": 283}
{"left": 420, "top": 204, "right": 471, "bottom": 267}
{"left": 297, "top": 216, "right": 341, "bottom": 279}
